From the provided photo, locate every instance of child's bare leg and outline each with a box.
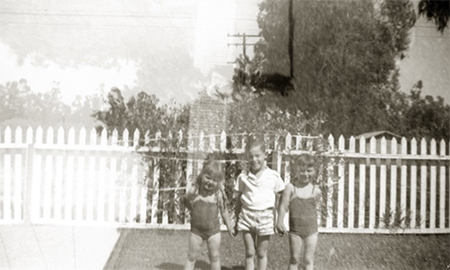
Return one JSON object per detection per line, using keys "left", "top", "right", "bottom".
{"left": 206, "top": 233, "right": 221, "bottom": 270}
{"left": 288, "top": 233, "right": 303, "bottom": 270}
{"left": 184, "top": 233, "right": 203, "bottom": 270}
{"left": 242, "top": 231, "right": 256, "bottom": 270}
{"left": 255, "top": 235, "right": 270, "bottom": 270}
{"left": 303, "top": 233, "right": 318, "bottom": 270}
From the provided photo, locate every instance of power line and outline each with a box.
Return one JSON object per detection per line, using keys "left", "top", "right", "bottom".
{"left": 0, "top": 21, "right": 198, "bottom": 29}
{"left": 1, "top": 21, "right": 446, "bottom": 40}
{"left": 155, "top": 0, "right": 193, "bottom": 42}
{"left": 227, "top": 33, "right": 261, "bottom": 59}
{"left": 0, "top": 19, "right": 444, "bottom": 33}
{"left": 0, "top": 10, "right": 443, "bottom": 30}
{"left": 0, "top": 10, "right": 257, "bottom": 21}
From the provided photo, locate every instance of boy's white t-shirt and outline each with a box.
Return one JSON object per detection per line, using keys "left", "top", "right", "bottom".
{"left": 234, "top": 167, "right": 285, "bottom": 211}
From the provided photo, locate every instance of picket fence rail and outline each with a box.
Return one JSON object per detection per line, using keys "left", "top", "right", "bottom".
{"left": 0, "top": 126, "right": 449, "bottom": 234}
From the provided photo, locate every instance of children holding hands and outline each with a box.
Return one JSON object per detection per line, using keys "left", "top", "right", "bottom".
{"left": 183, "top": 137, "right": 320, "bottom": 270}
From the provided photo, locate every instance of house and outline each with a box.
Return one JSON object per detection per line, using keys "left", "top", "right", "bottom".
{"left": 355, "top": 131, "right": 402, "bottom": 154}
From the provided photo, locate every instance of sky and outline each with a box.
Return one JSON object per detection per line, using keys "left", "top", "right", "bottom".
{"left": 0, "top": 0, "right": 448, "bottom": 106}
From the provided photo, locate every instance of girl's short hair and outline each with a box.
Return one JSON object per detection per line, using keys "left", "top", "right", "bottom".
{"left": 294, "top": 153, "right": 315, "bottom": 167}
{"left": 196, "top": 160, "right": 224, "bottom": 190}
{"left": 245, "top": 134, "right": 266, "bottom": 153}
{"left": 291, "top": 153, "right": 316, "bottom": 180}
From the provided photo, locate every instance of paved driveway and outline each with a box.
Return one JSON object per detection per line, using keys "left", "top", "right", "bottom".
{"left": 0, "top": 224, "right": 120, "bottom": 270}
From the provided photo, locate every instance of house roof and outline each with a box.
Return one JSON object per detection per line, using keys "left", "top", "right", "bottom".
{"left": 354, "top": 130, "right": 402, "bottom": 140}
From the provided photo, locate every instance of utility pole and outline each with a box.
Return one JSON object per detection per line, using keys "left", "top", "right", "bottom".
{"left": 288, "top": 0, "right": 294, "bottom": 79}
{"left": 227, "top": 33, "right": 260, "bottom": 63}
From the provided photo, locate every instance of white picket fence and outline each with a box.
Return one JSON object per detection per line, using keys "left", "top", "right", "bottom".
{"left": 0, "top": 126, "right": 449, "bottom": 234}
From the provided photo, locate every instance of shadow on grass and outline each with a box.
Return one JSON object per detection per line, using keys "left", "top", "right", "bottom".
{"left": 155, "top": 261, "right": 245, "bottom": 270}
{"left": 155, "top": 262, "right": 183, "bottom": 269}
{"left": 156, "top": 260, "right": 210, "bottom": 270}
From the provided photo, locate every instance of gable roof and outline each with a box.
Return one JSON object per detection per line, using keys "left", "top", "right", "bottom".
{"left": 354, "top": 130, "right": 402, "bottom": 140}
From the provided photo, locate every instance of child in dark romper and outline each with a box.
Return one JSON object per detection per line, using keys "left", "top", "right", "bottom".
{"left": 183, "top": 160, "right": 234, "bottom": 270}
{"left": 276, "top": 154, "right": 321, "bottom": 270}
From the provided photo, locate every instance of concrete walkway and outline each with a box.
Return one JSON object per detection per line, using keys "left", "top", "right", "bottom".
{"left": 0, "top": 224, "right": 120, "bottom": 270}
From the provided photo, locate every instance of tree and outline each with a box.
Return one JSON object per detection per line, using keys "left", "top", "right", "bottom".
{"left": 92, "top": 87, "right": 190, "bottom": 141}
{"left": 0, "top": 79, "right": 74, "bottom": 128}
{"left": 403, "top": 81, "right": 450, "bottom": 140}
{"left": 233, "top": 0, "right": 416, "bottom": 137}
{"left": 67, "top": 94, "right": 103, "bottom": 129}
{"left": 92, "top": 87, "right": 128, "bottom": 135}
{"left": 418, "top": 0, "right": 450, "bottom": 33}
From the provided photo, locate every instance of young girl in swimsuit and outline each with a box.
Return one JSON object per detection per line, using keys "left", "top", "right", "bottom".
{"left": 183, "top": 160, "right": 234, "bottom": 270}
{"left": 276, "top": 154, "right": 321, "bottom": 270}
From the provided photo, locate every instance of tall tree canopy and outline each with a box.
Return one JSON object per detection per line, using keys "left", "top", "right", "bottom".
{"left": 234, "top": 0, "right": 416, "bottom": 136}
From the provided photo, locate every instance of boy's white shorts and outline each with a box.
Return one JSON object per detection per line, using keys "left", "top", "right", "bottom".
{"left": 237, "top": 208, "right": 274, "bottom": 236}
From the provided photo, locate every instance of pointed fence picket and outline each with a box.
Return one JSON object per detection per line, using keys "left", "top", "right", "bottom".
{"left": 0, "top": 127, "right": 449, "bottom": 233}
{"left": 358, "top": 136, "right": 366, "bottom": 228}
{"left": 389, "top": 138, "right": 398, "bottom": 227}
{"left": 43, "top": 128, "right": 53, "bottom": 220}
{"left": 337, "top": 136, "right": 345, "bottom": 228}
{"left": 400, "top": 138, "right": 407, "bottom": 227}
{"left": 65, "top": 128, "right": 75, "bottom": 221}
{"left": 13, "top": 128, "right": 22, "bottom": 222}
{"left": 379, "top": 137, "right": 387, "bottom": 228}
{"left": 348, "top": 136, "right": 355, "bottom": 228}
{"left": 430, "top": 139, "right": 437, "bottom": 229}
{"left": 410, "top": 138, "right": 418, "bottom": 228}
{"left": 326, "top": 134, "right": 334, "bottom": 228}
{"left": 439, "top": 140, "right": 446, "bottom": 228}
{"left": 420, "top": 138, "right": 427, "bottom": 229}
{"left": 31, "top": 127, "right": 43, "bottom": 222}
{"left": 3, "top": 128, "right": 11, "bottom": 221}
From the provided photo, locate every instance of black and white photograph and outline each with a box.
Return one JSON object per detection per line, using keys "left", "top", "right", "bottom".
{"left": 0, "top": 0, "right": 449, "bottom": 269}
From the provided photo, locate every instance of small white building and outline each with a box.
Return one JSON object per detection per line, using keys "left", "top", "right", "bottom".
{"left": 355, "top": 130, "right": 402, "bottom": 154}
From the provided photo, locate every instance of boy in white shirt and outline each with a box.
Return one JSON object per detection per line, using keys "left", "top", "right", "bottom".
{"left": 234, "top": 134, "right": 285, "bottom": 270}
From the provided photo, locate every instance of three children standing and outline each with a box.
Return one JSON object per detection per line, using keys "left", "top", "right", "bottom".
{"left": 183, "top": 134, "right": 321, "bottom": 270}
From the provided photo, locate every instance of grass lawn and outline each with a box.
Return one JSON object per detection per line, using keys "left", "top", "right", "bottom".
{"left": 105, "top": 229, "right": 450, "bottom": 270}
